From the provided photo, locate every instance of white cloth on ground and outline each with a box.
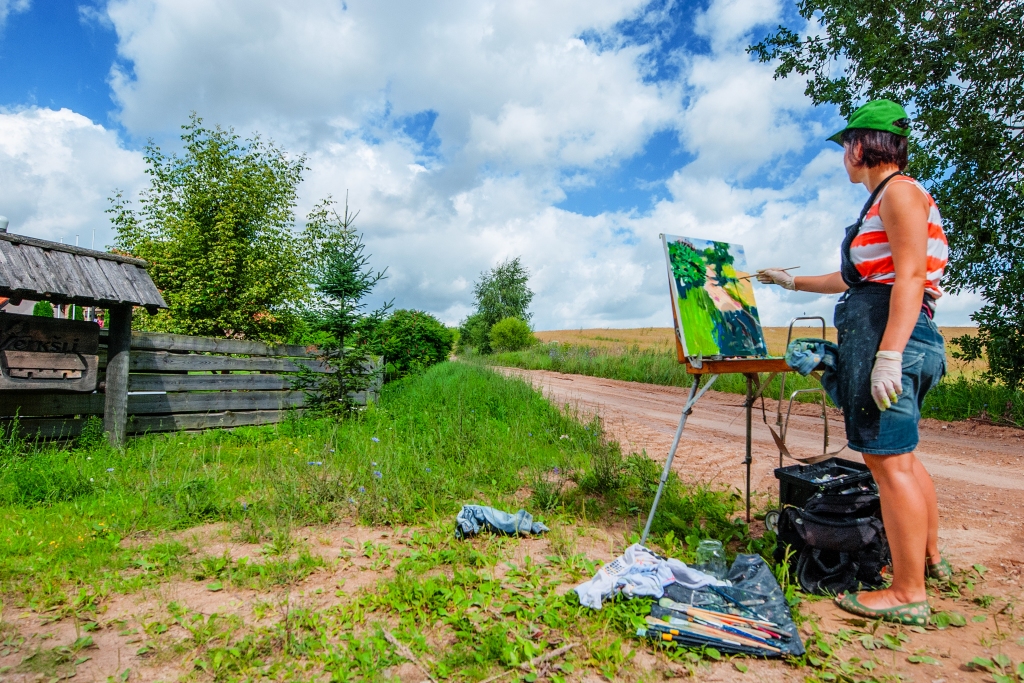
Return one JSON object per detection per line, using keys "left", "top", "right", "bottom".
{"left": 574, "top": 543, "right": 729, "bottom": 609}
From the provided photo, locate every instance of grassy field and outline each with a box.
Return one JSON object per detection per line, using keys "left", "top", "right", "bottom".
{"left": 0, "top": 362, "right": 762, "bottom": 681}
{"left": 491, "top": 328, "right": 1024, "bottom": 426}
{"left": 535, "top": 326, "right": 985, "bottom": 377}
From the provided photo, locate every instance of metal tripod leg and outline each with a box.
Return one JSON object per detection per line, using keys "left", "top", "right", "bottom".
{"left": 745, "top": 374, "right": 753, "bottom": 523}
{"left": 640, "top": 373, "right": 719, "bottom": 546}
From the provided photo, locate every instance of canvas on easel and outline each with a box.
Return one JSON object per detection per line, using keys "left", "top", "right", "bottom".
{"left": 661, "top": 234, "right": 768, "bottom": 362}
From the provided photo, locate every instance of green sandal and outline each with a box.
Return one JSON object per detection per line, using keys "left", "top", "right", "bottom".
{"left": 927, "top": 557, "right": 953, "bottom": 581}
{"left": 835, "top": 593, "right": 930, "bottom": 626}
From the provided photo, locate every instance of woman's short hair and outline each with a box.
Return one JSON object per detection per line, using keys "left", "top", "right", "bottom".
{"left": 841, "top": 121, "right": 910, "bottom": 170}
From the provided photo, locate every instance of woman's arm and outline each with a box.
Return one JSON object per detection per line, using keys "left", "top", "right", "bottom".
{"left": 795, "top": 271, "right": 849, "bottom": 294}
{"left": 878, "top": 183, "right": 930, "bottom": 353}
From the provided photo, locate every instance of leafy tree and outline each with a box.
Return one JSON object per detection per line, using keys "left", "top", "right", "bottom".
{"left": 372, "top": 309, "right": 454, "bottom": 380}
{"left": 32, "top": 301, "right": 53, "bottom": 317}
{"left": 489, "top": 317, "right": 536, "bottom": 352}
{"left": 458, "top": 257, "right": 534, "bottom": 353}
{"left": 297, "top": 200, "right": 390, "bottom": 413}
{"left": 475, "top": 257, "right": 534, "bottom": 325}
{"left": 110, "top": 114, "right": 309, "bottom": 341}
{"left": 750, "top": 0, "right": 1024, "bottom": 389}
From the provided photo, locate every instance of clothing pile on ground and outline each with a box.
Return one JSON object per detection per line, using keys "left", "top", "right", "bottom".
{"left": 454, "top": 505, "right": 549, "bottom": 539}
{"left": 573, "top": 543, "right": 728, "bottom": 608}
{"left": 575, "top": 544, "right": 804, "bottom": 657}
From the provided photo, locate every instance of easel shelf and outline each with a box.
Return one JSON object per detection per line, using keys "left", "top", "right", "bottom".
{"left": 684, "top": 358, "right": 791, "bottom": 375}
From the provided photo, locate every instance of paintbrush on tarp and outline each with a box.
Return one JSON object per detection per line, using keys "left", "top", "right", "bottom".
{"left": 645, "top": 617, "right": 755, "bottom": 650}
{"left": 645, "top": 617, "right": 782, "bottom": 654}
{"left": 654, "top": 613, "right": 782, "bottom": 650}
{"left": 636, "top": 628, "right": 779, "bottom": 657}
{"left": 658, "top": 598, "right": 790, "bottom": 639}
{"left": 737, "top": 266, "right": 800, "bottom": 281}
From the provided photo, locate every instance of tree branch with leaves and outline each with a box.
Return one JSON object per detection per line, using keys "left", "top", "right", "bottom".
{"left": 751, "top": 0, "right": 1024, "bottom": 388}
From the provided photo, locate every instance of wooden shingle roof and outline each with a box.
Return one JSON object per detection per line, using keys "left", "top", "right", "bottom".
{"left": 0, "top": 233, "right": 167, "bottom": 311}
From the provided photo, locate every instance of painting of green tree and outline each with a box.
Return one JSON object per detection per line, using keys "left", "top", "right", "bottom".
{"left": 663, "top": 235, "right": 767, "bottom": 358}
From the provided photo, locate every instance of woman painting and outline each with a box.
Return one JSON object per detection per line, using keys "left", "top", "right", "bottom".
{"left": 757, "top": 99, "right": 950, "bottom": 625}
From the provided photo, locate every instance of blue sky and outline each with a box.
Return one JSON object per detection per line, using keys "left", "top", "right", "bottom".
{"left": 0, "top": 1, "right": 119, "bottom": 125}
{"left": 0, "top": 0, "right": 982, "bottom": 328}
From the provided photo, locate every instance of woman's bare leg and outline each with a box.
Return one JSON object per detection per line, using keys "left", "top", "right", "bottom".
{"left": 856, "top": 452, "right": 928, "bottom": 607}
{"left": 911, "top": 454, "right": 941, "bottom": 563}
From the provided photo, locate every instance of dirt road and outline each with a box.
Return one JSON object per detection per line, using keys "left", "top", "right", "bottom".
{"left": 500, "top": 367, "right": 1024, "bottom": 570}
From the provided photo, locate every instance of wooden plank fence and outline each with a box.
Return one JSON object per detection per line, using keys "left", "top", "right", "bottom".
{"left": 1, "top": 331, "right": 381, "bottom": 439}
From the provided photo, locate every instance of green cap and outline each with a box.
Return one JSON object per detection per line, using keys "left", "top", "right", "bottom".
{"left": 828, "top": 99, "right": 910, "bottom": 144}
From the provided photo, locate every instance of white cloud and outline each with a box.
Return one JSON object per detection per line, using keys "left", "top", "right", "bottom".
{"left": 0, "top": 107, "right": 146, "bottom": 246}
{"left": 2, "top": 0, "right": 982, "bottom": 331}
{"left": 105, "top": 0, "right": 670, "bottom": 171}
{"left": 0, "top": 0, "right": 29, "bottom": 29}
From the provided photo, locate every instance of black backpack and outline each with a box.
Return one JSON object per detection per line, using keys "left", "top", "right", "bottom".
{"left": 775, "top": 490, "right": 890, "bottom": 595}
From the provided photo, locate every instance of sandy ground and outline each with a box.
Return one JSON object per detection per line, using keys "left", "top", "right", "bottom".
{"left": 499, "top": 367, "right": 1024, "bottom": 570}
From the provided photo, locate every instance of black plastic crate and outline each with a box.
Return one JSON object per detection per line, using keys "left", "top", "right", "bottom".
{"left": 774, "top": 457, "right": 875, "bottom": 508}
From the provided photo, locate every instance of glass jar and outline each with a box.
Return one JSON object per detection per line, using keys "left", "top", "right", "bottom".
{"left": 695, "top": 539, "right": 727, "bottom": 579}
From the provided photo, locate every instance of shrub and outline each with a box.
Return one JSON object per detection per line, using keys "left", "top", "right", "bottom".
{"left": 489, "top": 317, "right": 536, "bottom": 352}
{"left": 457, "top": 311, "right": 492, "bottom": 354}
{"left": 32, "top": 301, "right": 53, "bottom": 317}
{"left": 373, "top": 309, "right": 454, "bottom": 380}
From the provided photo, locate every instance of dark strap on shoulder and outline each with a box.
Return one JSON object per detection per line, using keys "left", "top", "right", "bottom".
{"left": 841, "top": 171, "right": 904, "bottom": 288}
{"left": 858, "top": 171, "right": 903, "bottom": 222}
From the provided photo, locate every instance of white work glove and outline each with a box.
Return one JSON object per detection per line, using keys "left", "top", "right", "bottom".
{"left": 755, "top": 268, "right": 796, "bottom": 290}
{"left": 870, "top": 351, "right": 904, "bottom": 411}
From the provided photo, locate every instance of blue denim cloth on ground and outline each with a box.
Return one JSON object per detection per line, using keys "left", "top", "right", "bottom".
{"left": 784, "top": 338, "right": 839, "bottom": 376}
{"left": 455, "top": 505, "right": 550, "bottom": 539}
{"left": 833, "top": 285, "right": 946, "bottom": 455}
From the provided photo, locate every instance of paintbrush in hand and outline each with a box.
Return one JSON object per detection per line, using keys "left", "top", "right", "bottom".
{"left": 738, "top": 266, "right": 800, "bottom": 281}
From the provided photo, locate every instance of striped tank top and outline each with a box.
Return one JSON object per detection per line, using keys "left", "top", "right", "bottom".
{"left": 848, "top": 177, "right": 949, "bottom": 300}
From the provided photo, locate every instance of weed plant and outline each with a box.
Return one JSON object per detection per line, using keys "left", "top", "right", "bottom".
{"left": 114, "top": 525, "right": 730, "bottom": 681}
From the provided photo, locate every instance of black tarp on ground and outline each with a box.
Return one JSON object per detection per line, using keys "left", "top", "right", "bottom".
{"left": 649, "top": 554, "right": 804, "bottom": 657}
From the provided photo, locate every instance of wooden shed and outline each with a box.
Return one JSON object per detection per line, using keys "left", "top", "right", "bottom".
{"left": 0, "top": 232, "right": 165, "bottom": 312}
{"left": 0, "top": 231, "right": 167, "bottom": 445}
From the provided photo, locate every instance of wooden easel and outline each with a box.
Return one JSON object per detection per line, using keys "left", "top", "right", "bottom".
{"left": 638, "top": 319, "right": 831, "bottom": 545}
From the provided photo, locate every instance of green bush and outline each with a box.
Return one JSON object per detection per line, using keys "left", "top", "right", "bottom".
{"left": 32, "top": 301, "right": 53, "bottom": 317}
{"left": 489, "top": 317, "right": 536, "bottom": 352}
{"left": 373, "top": 309, "right": 454, "bottom": 380}
{"left": 456, "top": 311, "right": 492, "bottom": 354}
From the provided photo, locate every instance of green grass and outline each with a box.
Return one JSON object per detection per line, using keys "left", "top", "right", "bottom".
{"left": 489, "top": 343, "right": 1024, "bottom": 426}
{"left": 0, "top": 362, "right": 753, "bottom": 614}
{"left": 487, "top": 343, "right": 830, "bottom": 402}
{"left": 921, "top": 375, "right": 1024, "bottom": 426}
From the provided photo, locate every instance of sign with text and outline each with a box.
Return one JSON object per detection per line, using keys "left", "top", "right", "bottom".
{"left": 0, "top": 312, "right": 100, "bottom": 391}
